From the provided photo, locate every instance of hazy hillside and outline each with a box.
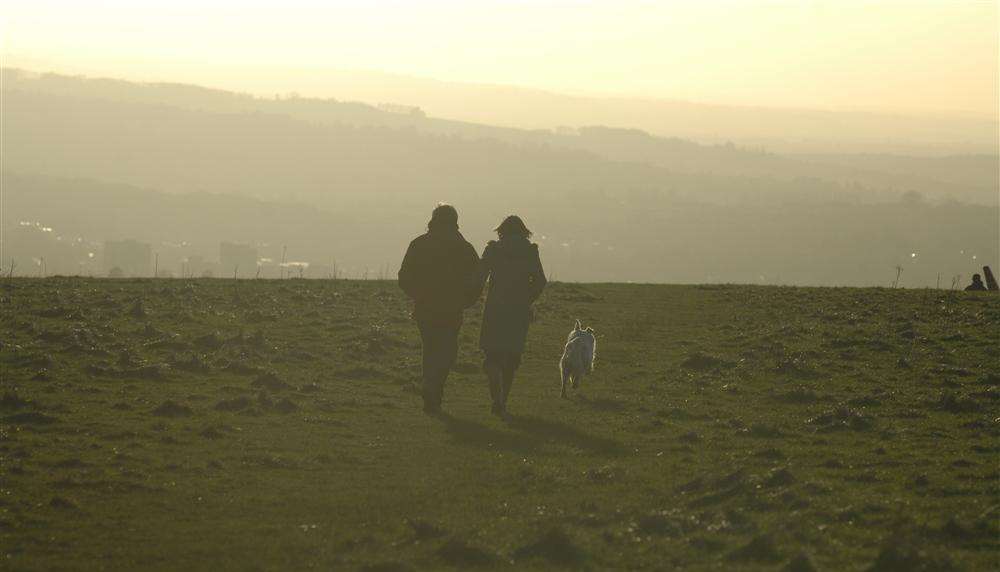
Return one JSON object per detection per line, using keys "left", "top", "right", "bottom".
{"left": 6, "top": 69, "right": 997, "bottom": 205}
{"left": 187, "top": 66, "right": 998, "bottom": 154}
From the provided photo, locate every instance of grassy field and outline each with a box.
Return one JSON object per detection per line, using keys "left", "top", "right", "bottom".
{"left": 1, "top": 278, "right": 997, "bottom": 570}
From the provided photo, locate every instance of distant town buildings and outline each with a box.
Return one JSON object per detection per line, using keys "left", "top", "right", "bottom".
{"left": 104, "top": 239, "right": 152, "bottom": 277}
{"left": 7, "top": 229, "right": 341, "bottom": 280}
{"left": 183, "top": 255, "right": 217, "bottom": 278}
{"left": 220, "top": 242, "right": 259, "bottom": 278}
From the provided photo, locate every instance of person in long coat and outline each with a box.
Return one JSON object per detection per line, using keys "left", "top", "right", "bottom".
{"left": 479, "top": 215, "right": 547, "bottom": 418}
{"left": 399, "top": 204, "right": 483, "bottom": 414}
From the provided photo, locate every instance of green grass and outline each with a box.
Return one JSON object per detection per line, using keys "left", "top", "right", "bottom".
{"left": 1, "top": 278, "right": 997, "bottom": 570}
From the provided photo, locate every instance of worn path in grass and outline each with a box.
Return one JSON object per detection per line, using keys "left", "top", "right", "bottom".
{"left": 1, "top": 279, "right": 997, "bottom": 570}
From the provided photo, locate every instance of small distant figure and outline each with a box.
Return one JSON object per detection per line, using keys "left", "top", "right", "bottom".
{"left": 479, "top": 215, "right": 547, "bottom": 420}
{"left": 983, "top": 266, "right": 999, "bottom": 291}
{"left": 559, "top": 320, "right": 597, "bottom": 398}
{"left": 399, "top": 204, "right": 483, "bottom": 415}
{"left": 965, "top": 274, "right": 987, "bottom": 292}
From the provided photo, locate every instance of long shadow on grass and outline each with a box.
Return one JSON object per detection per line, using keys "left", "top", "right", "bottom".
{"left": 507, "top": 415, "right": 625, "bottom": 456}
{"left": 440, "top": 415, "right": 539, "bottom": 454}
{"left": 574, "top": 395, "right": 625, "bottom": 412}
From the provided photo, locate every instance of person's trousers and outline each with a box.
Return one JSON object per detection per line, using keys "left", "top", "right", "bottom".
{"left": 417, "top": 321, "right": 460, "bottom": 408}
{"left": 484, "top": 351, "right": 521, "bottom": 411}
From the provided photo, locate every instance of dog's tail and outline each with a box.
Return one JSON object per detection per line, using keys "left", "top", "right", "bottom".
{"left": 574, "top": 319, "right": 582, "bottom": 330}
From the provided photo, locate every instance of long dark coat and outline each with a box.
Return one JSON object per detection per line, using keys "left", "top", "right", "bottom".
{"left": 398, "top": 228, "right": 483, "bottom": 328}
{"left": 479, "top": 237, "right": 547, "bottom": 355}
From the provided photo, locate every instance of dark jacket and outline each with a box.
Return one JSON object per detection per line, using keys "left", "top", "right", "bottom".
{"left": 399, "top": 228, "right": 483, "bottom": 327}
{"left": 965, "top": 280, "right": 987, "bottom": 292}
{"left": 479, "top": 237, "right": 547, "bottom": 355}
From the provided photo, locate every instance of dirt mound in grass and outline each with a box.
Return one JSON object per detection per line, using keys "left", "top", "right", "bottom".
{"left": 359, "top": 563, "right": 414, "bottom": 572}
{"left": 436, "top": 538, "right": 495, "bottom": 567}
{"left": 784, "top": 552, "right": 819, "bottom": 572}
{"left": 764, "top": 467, "right": 797, "bottom": 488}
{"left": 151, "top": 400, "right": 193, "bottom": 417}
{"left": 406, "top": 518, "right": 446, "bottom": 541}
{"left": 934, "top": 391, "right": 982, "bottom": 413}
{"left": 867, "top": 535, "right": 957, "bottom": 571}
{"left": 5, "top": 411, "right": 60, "bottom": 425}
{"left": 214, "top": 396, "right": 251, "bottom": 412}
{"left": 49, "top": 496, "right": 81, "bottom": 510}
{"left": 681, "top": 351, "right": 734, "bottom": 371}
{"left": 193, "top": 332, "right": 224, "bottom": 351}
{"left": 251, "top": 372, "right": 291, "bottom": 391}
{"left": 0, "top": 391, "right": 28, "bottom": 410}
{"left": 727, "top": 534, "right": 782, "bottom": 563}
{"left": 808, "top": 406, "right": 875, "bottom": 432}
{"left": 514, "top": 528, "right": 585, "bottom": 566}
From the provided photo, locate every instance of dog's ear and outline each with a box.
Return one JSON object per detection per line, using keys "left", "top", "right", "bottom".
{"left": 585, "top": 327, "right": 594, "bottom": 333}
{"left": 574, "top": 319, "right": 582, "bottom": 330}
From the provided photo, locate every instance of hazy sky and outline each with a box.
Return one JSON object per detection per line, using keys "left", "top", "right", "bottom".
{"left": 3, "top": 0, "right": 997, "bottom": 115}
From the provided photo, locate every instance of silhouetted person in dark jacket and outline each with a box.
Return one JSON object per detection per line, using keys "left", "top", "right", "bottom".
{"left": 399, "top": 204, "right": 483, "bottom": 414}
{"left": 479, "top": 215, "right": 546, "bottom": 419}
{"left": 965, "top": 274, "right": 987, "bottom": 291}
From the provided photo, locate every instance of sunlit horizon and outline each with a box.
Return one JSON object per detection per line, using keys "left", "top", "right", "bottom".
{"left": 3, "top": 0, "right": 997, "bottom": 118}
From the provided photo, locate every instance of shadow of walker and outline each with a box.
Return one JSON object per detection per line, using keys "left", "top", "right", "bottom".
{"left": 440, "top": 414, "right": 538, "bottom": 454}
{"left": 507, "top": 415, "right": 624, "bottom": 456}
{"left": 437, "top": 414, "right": 624, "bottom": 456}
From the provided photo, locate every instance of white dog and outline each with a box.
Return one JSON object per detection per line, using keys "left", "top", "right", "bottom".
{"left": 560, "top": 320, "right": 596, "bottom": 397}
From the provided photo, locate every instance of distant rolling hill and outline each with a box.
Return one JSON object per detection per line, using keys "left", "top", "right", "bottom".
{"left": 6, "top": 68, "right": 997, "bottom": 205}
{"left": 3, "top": 69, "right": 997, "bottom": 285}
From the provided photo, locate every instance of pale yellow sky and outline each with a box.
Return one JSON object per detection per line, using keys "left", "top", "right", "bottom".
{"left": 3, "top": 0, "right": 997, "bottom": 116}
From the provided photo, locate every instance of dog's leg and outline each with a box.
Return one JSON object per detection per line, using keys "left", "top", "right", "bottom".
{"left": 573, "top": 372, "right": 581, "bottom": 390}
{"left": 560, "top": 361, "right": 569, "bottom": 398}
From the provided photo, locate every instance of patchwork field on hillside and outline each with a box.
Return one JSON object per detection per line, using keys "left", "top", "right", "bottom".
{"left": 1, "top": 279, "right": 997, "bottom": 570}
